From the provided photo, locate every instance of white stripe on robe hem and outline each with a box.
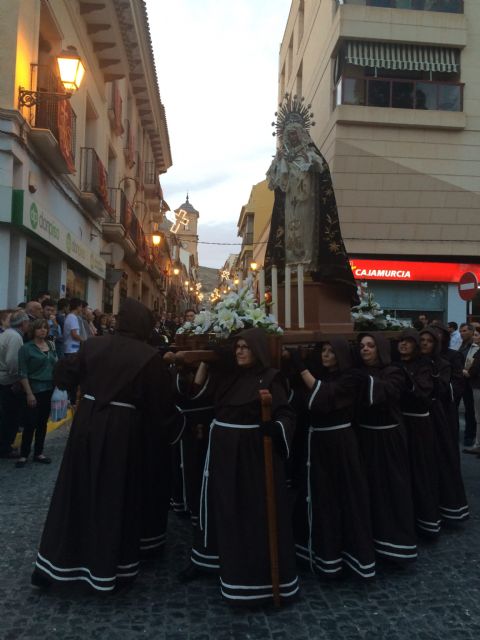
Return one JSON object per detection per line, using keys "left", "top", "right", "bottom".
{"left": 220, "top": 586, "right": 299, "bottom": 600}
{"left": 220, "top": 577, "right": 298, "bottom": 590}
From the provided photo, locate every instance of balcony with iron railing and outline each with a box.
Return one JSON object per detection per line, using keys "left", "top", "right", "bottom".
{"left": 242, "top": 231, "right": 254, "bottom": 246}
{"left": 335, "top": 76, "right": 463, "bottom": 111}
{"left": 144, "top": 161, "right": 160, "bottom": 198}
{"left": 79, "top": 147, "right": 114, "bottom": 219}
{"left": 336, "top": 0, "right": 463, "bottom": 13}
{"left": 103, "top": 188, "right": 147, "bottom": 270}
{"left": 24, "top": 64, "right": 77, "bottom": 174}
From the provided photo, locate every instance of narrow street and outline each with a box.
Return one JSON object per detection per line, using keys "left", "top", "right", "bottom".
{"left": 1, "top": 423, "right": 479, "bottom": 640}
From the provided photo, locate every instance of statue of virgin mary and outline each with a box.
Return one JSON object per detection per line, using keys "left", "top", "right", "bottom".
{"left": 265, "top": 95, "right": 358, "bottom": 304}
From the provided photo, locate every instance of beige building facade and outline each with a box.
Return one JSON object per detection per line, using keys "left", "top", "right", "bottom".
{"left": 236, "top": 180, "right": 274, "bottom": 277}
{"left": 0, "top": 0, "right": 171, "bottom": 313}
{"left": 278, "top": 0, "right": 477, "bottom": 321}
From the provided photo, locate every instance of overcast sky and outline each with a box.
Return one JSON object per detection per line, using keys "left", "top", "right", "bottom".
{"left": 146, "top": 0, "right": 292, "bottom": 269}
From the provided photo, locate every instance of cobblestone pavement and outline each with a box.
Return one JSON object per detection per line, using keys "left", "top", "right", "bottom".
{"left": 1, "top": 424, "right": 479, "bottom": 640}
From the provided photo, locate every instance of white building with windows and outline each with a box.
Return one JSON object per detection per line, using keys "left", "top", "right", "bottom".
{"left": 0, "top": 0, "right": 171, "bottom": 311}
{"left": 279, "top": 0, "right": 477, "bottom": 322}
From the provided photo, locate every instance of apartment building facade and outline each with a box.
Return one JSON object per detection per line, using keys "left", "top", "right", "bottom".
{"left": 236, "top": 180, "right": 274, "bottom": 278}
{"left": 279, "top": 0, "right": 478, "bottom": 322}
{"left": 0, "top": 0, "right": 171, "bottom": 312}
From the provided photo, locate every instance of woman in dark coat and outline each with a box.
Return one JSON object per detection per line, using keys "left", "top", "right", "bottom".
{"left": 419, "top": 328, "right": 469, "bottom": 524}
{"left": 291, "top": 337, "right": 375, "bottom": 579}
{"left": 32, "top": 298, "right": 180, "bottom": 592}
{"left": 356, "top": 333, "right": 417, "bottom": 564}
{"left": 397, "top": 329, "right": 440, "bottom": 537}
{"left": 183, "top": 328, "right": 298, "bottom": 604}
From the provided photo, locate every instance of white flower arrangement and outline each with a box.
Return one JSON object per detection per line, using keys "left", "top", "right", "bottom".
{"left": 210, "top": 279, "right": 283, "bottom": 337}
{"left": 176, "top": 277, "right": 283, "bottom": 341}
{"left": 176, "top": 311, "right": 214, "bottom": 335}
{"left": 351, "top": 285, "right": 410, "bottom": 331}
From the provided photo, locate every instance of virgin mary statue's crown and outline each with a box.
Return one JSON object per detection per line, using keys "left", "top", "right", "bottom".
{"left": 271, "top": 93, "right": 315, "bottom": 138}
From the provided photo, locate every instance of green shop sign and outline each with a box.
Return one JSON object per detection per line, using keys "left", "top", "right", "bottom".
{"left": 11, "top": 191, "right": 106, "bottom": 279}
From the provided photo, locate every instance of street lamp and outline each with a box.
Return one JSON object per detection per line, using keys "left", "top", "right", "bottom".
{"left": 152, "top": 234, "right": 161, "bottom": 246}
{"left": 250, "top": 261, "right": 258, "bottom": 272}
{"left": 57, "top": 48, "right": 86, "bottom": 92}
{"left": 19, "top": 47, "right": 85, "bottom": 107}
{"left": 173, "top": 267, "right": 180, "bottom": 276}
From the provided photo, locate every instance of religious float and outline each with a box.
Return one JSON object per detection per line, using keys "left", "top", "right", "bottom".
{"left": 169, "top": 94, "right": 408, "bottom": 368}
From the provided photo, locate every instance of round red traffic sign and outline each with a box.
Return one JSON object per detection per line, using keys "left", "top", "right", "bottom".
{"left": 458, "top": 271, "right": 479, "bottom": 301}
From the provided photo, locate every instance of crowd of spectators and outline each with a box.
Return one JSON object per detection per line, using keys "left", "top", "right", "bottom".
{"left": 0, "top": 292, "right": 196, "bottom": 466}
{"left": 0, "top": 293, "right": 116, "bottom": 466}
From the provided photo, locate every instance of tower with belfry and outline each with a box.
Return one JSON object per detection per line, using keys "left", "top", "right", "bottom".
{"left": 173, "top": 195, "right": 199, "bottom": 267}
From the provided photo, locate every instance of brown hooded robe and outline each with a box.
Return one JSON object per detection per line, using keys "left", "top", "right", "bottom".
{"left": 398, "top": 329, "right": 440, "bottom": 537}
{"left": 419, "top": 328, "right": 468, "bottom": 524}
{"left": 357, "top": 333, "right": 417, "bottom": 563}
{"left": 190, "top": 328, "right": 299, "bottom": 604}
{"left": 33, "top": 299, "right": 180, "bottom": 591}
{"left": 294, "top": 337, "right": 375, "bottom": 580}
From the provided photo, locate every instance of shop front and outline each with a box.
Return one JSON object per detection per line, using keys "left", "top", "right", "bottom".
{"left": 11, "top": 190, "right": 105, "bottom": 305}
{"left": 350, "top": 258, "right": 478, "bottom": 323}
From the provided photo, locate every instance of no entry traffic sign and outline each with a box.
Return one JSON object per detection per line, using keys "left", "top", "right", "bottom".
{"left": 458, "top": 271, "right": 479, "bottom": 301}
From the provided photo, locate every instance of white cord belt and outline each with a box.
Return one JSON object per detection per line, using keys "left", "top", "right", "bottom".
{"left": 359, "top": 423, "right": 399, "bottom": 430}
{"left": 402, "top": 411, "right": 429, "bottom": 418}
{"left": 83, "top": 394, "right": 136, "bottom": 410}
{"left": 309, "top": 422, "right": 351, "bottom": 432}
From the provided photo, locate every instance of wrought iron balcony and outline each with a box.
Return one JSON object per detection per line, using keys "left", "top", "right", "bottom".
{"left": 103, "top": 188, "right": 148, "bottom": 271}
{"left": 79, "top": 147, "right": 113, "bottom": 218}
{"left": 25, "top": 64, "right": 77, "bottom": 174}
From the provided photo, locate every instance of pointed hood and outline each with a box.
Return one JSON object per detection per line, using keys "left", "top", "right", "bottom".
{"left": 117, "top": 297, "right": 154, "bottom": 341}
{"left": 358, "top": 332, "right": 391, "bottom": 366}
{"left": 234, "top": 327, "right": 271, "bottom": 369}
{"left": 429, "top": 322, "right": 450, "bottom": 351}
{"left": 398, "top": 328, "right": 420, "bottom": 347}
{"left": 322, "top": 336, "right": 353, "bottom": 372}
{"left": 419, "top": 327, "right": 441, "bottom": 356}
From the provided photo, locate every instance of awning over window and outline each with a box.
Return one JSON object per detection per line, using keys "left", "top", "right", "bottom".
{"left": 344, "top": 41, "right": 459, "bottom": 73}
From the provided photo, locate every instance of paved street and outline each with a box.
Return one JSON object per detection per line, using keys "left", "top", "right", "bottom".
{"left": 1, "top": 423, "right": 479, "bottom": 640}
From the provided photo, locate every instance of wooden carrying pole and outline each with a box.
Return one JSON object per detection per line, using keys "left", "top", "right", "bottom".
{"left": 259, "top": 389, "right": 281, "bottom": 608}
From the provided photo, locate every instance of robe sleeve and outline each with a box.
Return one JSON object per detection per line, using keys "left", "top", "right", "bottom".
{"left": 364, "top": 365, "right": 405, "bottom": 407}
{"left": 52, "top": 349, "right": 85, "bottom": 390}
{"left": 307, "top": 372, "right": 358, "bottom": 414}
{"left": 140, "top": 354, "right": 184, "bottom": 444}
{"left": 449, "top": 350, "right": 465, "bottom": 402}
{"left": 270, "top": 374, "right": 296, "bottom": 459}
{"left": 404, "top": 361, "right": 434, "bottom": 406}
{"left": 434, "top": 357, "right": 453, "bottom": 401}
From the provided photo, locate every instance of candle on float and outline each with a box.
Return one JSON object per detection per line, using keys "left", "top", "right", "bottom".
{"left": 259, "top": 268, "right": 265, "bottom": 307}
{"left": 285, "top": 265, "right": 291, "bottom": 329}
{"left": 297, "top": 264, "right": 305, "bottom": 329}
{"left": 271, "top": 265, "right": 278, "bottom": 321}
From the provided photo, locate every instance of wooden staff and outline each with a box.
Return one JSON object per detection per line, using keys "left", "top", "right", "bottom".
{"left": 259, "top": 389, "right": 281, "bottom": 608}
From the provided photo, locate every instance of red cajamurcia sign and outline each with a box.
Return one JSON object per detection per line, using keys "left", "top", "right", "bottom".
{"left": 350, "top": 259, "right": 480, "bottom": 283}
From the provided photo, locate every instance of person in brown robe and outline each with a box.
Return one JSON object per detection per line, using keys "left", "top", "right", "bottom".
{"left": 290, "top": 337, "right": 375, "bottom": 580}
{"left": 181, "top": 328, "right": 299, "bottom": 605}
{"left": 356, "top": 333, "right": 417, "bottom": 564}
{"left": 31, "top": 298, "right": 181, "bottom": 592}
{"left": 419, "top": 328, "right": 469, "bottom": 525}
{"left": 397, "top": 329, "right": 440, "bottom": 537}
